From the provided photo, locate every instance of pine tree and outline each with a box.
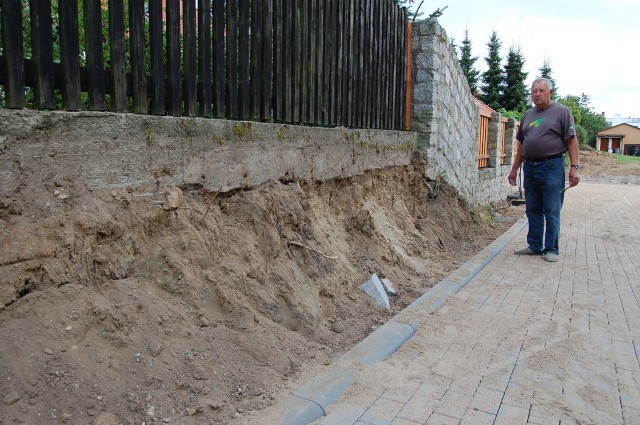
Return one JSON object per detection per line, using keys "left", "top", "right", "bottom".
{"left": 480, "top": 31, "right": 505, "bottom": 111}
{"left": 458, "top": 29, "right": 480, "bottom": 95}
{"left": 539, "top": 59, "right": 558, "bottom": 100}
{"left": 502, "top": 46, "right": 529, "bottom": 113}
{"left": 393, "top": 0, "right": 425, "bottom": 21}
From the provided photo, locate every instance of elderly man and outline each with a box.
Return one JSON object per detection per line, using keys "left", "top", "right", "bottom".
{"left": 508, "top": 77, "right": 581, "bottom": 262}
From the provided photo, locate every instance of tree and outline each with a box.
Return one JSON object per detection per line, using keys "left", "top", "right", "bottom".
{"left": 502, "top": 45, "right": 528, "bottom": 113}
{"left": 480, "top": 31, "right": 504, "bottom": 111}
{"left": 458, "top": 29, "right": 480, "bottom": 95}
{"left": 558, "top": 94, "right": 609, "bottom": 149}
{"left": 393, "top": 1, "right": 425, "bottom": 21}
{"left": 539, "top": 58, "right": 558, "bottom": 100}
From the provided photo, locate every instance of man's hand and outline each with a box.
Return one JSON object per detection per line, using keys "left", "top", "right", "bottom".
{"left": 569, "top": 168, "right": 580, "bottom": 187}
{"left": 508, "top": 168, "right": 518, "bottom": 186}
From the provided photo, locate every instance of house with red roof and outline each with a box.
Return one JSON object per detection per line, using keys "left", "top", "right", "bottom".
{"left": 596, "top": 123, "right": 640, "bottom": 156}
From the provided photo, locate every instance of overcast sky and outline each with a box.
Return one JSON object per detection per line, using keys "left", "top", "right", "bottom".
{"left": 417, "top": 0, "right": 640, "bottom": 118}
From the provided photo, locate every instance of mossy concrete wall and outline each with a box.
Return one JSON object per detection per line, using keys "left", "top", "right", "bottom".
{"left": 0, "top": 110, "right": 416, "bottom": 196}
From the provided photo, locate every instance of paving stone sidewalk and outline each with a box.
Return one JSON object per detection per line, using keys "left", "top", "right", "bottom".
{"left": 314, "top": 183, "right": 640, "bottom": 425}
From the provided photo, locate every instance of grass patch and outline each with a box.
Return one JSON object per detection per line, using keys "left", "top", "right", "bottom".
{"left": 473, "top": 204, "right": 497, "bottom": 227}
{"left": 612, "top": 153, "right": 640, "bottom": 165}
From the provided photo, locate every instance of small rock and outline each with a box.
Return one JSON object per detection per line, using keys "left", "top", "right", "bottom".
{"left": 65, "top": 325, "right": 73, "bottom": 331}
{"left": 3, "top": 389, "right": 20, "bottom": 405}
{"left": 94, "top": 412, "right": 123, "bottom": 425}
{"left": 146, "top": 405, "right": 155, "bottom": 416}
{"left": 186, "top": 408, "right": 197, "bottom": 416}
{"left": 148, "top": 340, "right": 163, "bottom": 357}
{"left": 162, "top": 186, "right": 183, "bottom": 210}
{"left": 208, "top": 402, "right": 222, "bottom": 410}
{"left": 162, "top": 418, "right": 171, "bottom": 423}
{"left": 44, "top": 348, "right": 53, "bottom": 355}
{"left": 330, "top": 321, "right": 345, "bottom": 334}
{"left": 191, "top": 365, "right": 209, "bottom": 381}
{"left": 198, "top": 315, "right": 210, "bottom": 327}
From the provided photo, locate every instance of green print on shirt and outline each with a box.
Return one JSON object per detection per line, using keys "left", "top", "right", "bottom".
{"left": 529, "top": 118, "right": 545, "bottom": 128}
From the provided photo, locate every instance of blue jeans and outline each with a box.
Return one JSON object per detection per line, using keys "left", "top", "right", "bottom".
{"left": 523, "top": 156, "right": 565, "bottom": 255}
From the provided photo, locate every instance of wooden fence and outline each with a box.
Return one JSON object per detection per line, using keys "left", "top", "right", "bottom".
{"left": 478, "top": 108, "right": 490, "bottom": 168}
{"left": 500, "top": 117, "right": 507, "bottom": 165}
{"left": 0, "top": 0, "right": 408, "bottom": 130}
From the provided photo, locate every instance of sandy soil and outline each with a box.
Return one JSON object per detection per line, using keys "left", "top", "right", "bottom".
{"left": 0, "top": 149, "right": 635, "bottom": 425}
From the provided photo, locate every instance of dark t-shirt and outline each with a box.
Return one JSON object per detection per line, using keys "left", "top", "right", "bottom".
{"left": 516, "top": 102, "right": 576, "bottom": 159}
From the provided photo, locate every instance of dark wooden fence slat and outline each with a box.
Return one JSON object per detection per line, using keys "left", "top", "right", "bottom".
{"left": 58, "top": 0, "right": 81, "bottom": 110}
{"left": 149, "top": 0, "right": 165, "bottom": 115}
{"left": 292, "top": 0, "right": 301, "bottom": 123}
{"left": 166, "top": 0, "right": 182, "bottom": 116}
{"left": 362, "top": 0, "right": 371, "bottom": 128}
{"left": 213, "top": 0, "right": 226, "bottom": 118}
{"left": 272, "top": 0, "right": 283, "bottom": 122}
{"left": 282, "top": 0, "right": 293, "bottom": 123}
{"left": 329, "top": 0, "right": 337, "bottom": 125}
{"left": 300, "top": 0, "right": 309, "bottom": 123}
{"left": 1, "top": 0, "right": 25, "bottom": 109}
{"left": 399, "top": 8, "right": 408, "bottom": 130}
{"left": 389, "top": 4, "right": 397, "bottom": 129}
{"left": 261, "top": 0, "right": 273, "bottom": 121}
{"left": 238, "top": 0, "right": 250, "bottom": 119}
{"left": 309, "top": 0, "right": 317, "bottom": 124}
{"left": 226, "top": 0, "right": 238, "bottom": 118}
{"left": 250, "top": 0, "right": 261, "bottom": 120}
{"left": 394, "top": 6, "right": 403, "bottom": 129}
{"left": 198, "top": 0, "right": 213, "bottom": 117}
{"left": 314, "top": 0, "right": 323, "bottom": 124}
{"left": 108, "top": 0, "right": 127, "bottom": 112}
{"left": 184, "top": 0, "right": 197, "bottom": 116}
{"left": 29, "top": 0, "right": 55, "bottom": 109}
{"left": 338, "top": 0, "right": 344, "bottom": 126}
{"left": 383, "top": 2, "right": 391, "bottom": 128}
{"left": 372, "top": 0, "right": 381, "bottom": 128}
{"left": 347, "top": 0, "right": 356, "bottom": 127}
{"left": 323, "top": 0, "right": 333, "bottom": 125}
{"left": 356, "top": 0, "right": 365, "bottom": 128}
{"left": 129, "top": 0, "right": 147, "bottom": 114}
{"left": 83, "top": 0, "right": 106, "bottom": 111}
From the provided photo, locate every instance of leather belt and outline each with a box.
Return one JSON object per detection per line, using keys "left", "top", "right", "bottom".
{"left": 526, "top": 152, "right": 565, "bottom": 162}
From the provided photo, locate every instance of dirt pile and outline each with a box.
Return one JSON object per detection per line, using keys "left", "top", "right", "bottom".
{"left": 580, "top": 149, "right": 640, "bottom": 184}
{"left": 1, "top": 156, "right": 524, "bottom": 425}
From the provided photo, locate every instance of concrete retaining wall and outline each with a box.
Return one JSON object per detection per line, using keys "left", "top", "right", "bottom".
{"left": 2, "top": 19, "right": 518, "bottom": 207}
{"left": 0, "top": 110, "right": 416, "bottom": 196}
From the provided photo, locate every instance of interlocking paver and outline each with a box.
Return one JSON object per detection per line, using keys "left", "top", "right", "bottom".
{"left": 245, "top": 184, "right": 640, "bottom": 425}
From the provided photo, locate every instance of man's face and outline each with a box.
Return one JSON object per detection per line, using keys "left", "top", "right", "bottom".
{"left": 531, "top": 82, "right": 553, "bottom": 108}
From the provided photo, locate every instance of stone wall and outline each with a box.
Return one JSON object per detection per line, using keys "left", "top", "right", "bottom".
{"left": 0, "top": 110, "right": 416, "bottom": 196}
{"left": 411, "top": 19, "right": 517, "bottom": 206}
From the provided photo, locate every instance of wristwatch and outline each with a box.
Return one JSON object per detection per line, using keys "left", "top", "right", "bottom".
{"left": 570, "top": 164, "right": 581, "bottom": 170}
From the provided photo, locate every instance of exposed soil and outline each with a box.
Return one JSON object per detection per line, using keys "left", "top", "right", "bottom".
{"left": 1, "top": 149, "right": 633, "bottom": 425}
{"left": 579, "top": 148, "right": 640, "bottom": 185}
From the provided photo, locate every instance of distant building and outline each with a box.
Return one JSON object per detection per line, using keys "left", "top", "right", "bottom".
{"left": 605, "top": 114, "right": 640, "bottom": 128}
{"left": 596, "top": 123, "right": 640, "bottom": 156}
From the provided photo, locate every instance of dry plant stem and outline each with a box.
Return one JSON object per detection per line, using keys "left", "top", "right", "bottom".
{"left": 287, "top": 241, "right": 339, "bottom": 260}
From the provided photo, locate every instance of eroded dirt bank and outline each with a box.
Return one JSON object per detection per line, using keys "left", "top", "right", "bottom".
{"left": 0, "top": 156, "right": 521, "bottom": 424}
